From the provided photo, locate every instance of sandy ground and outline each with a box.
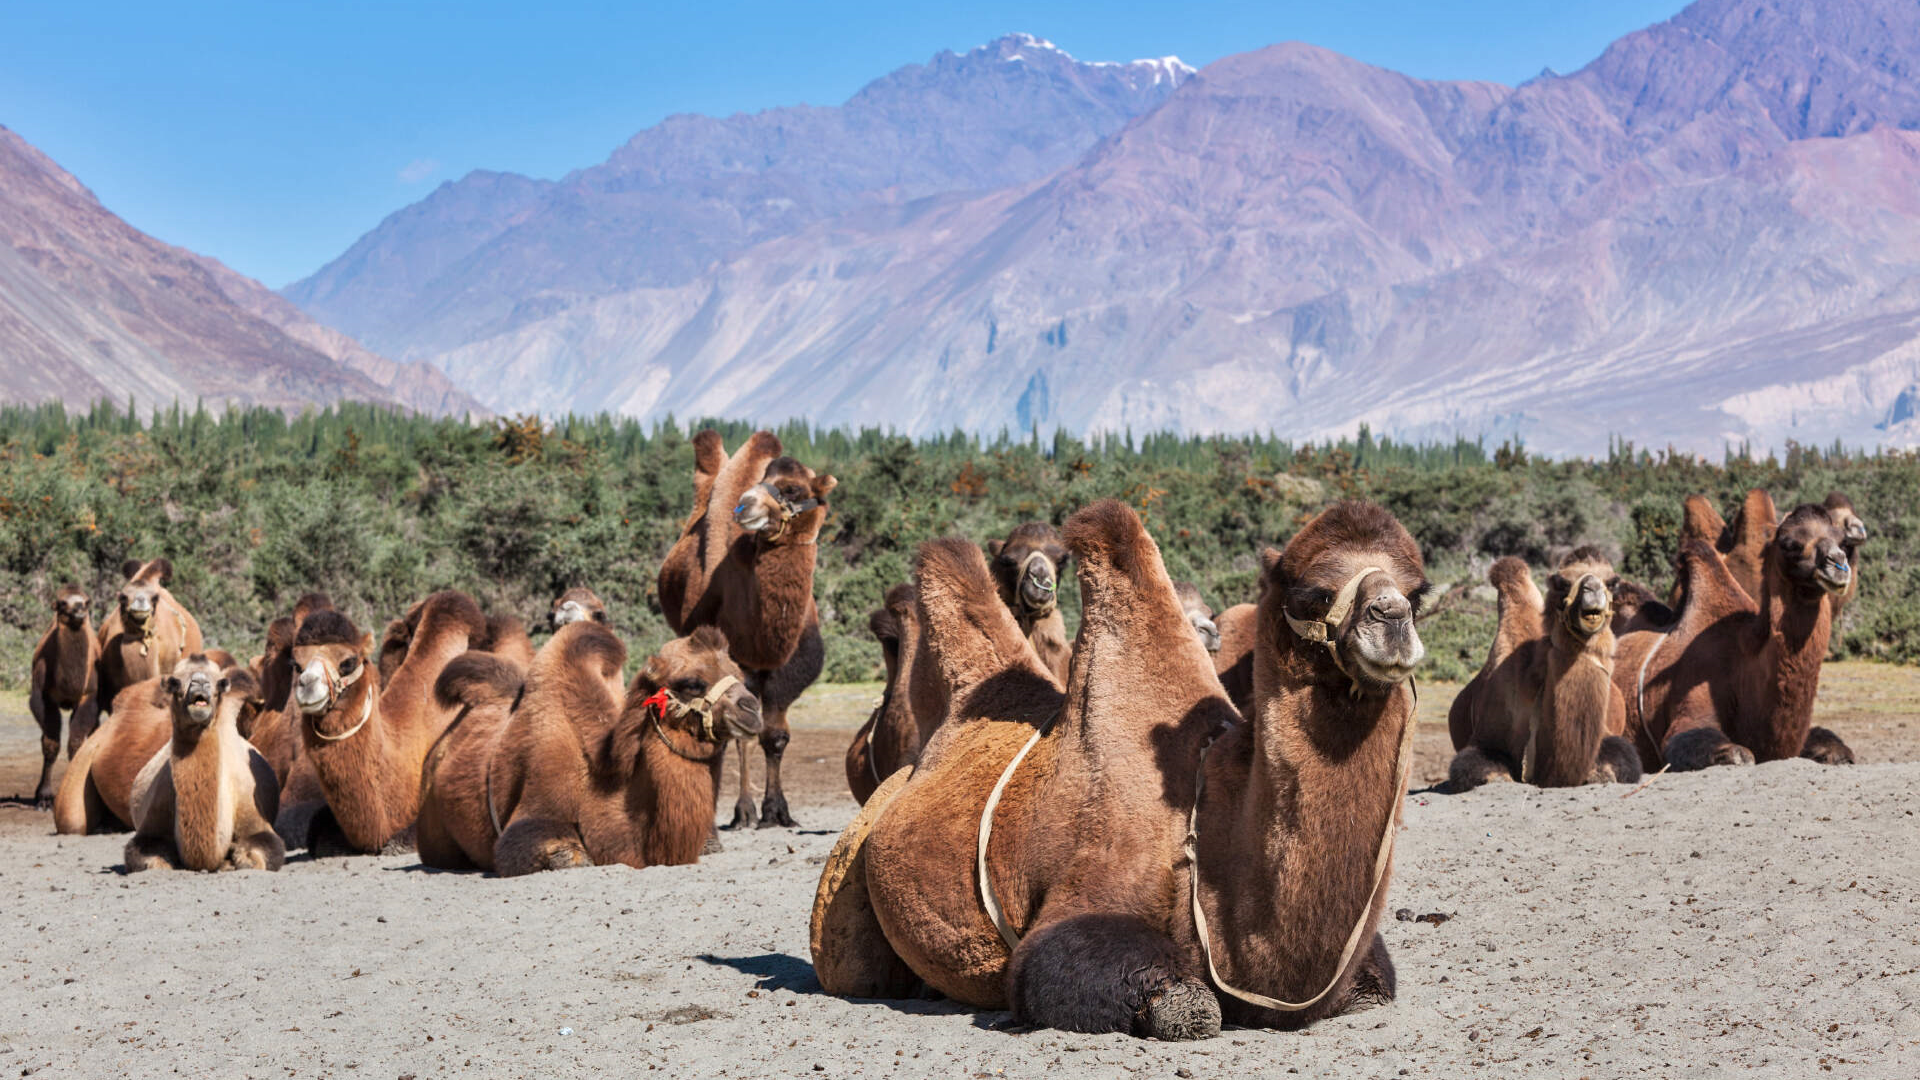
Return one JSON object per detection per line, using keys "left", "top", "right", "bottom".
{"left": 1, "top": 670, "right": 1916, "bottom": 1077}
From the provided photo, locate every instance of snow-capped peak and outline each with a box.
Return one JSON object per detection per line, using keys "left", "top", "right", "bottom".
{"left": 973, "top": 33, "right": 1196, "bottom": 86}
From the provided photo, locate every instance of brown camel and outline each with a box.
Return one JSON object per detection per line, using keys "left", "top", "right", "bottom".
{"left": 656, "top": 430, "right": 835, "bottom": 829}
{"left": 548, "top": 587, "right": 608, "bottom": 629}
{"left": 1174, "top": 581, "right": 1222, "bottom": 653}
{"left": 1211, "top": 603, "right": 1257, "bottom": 715}
{"left": 124, "top": 658, "right": 283, "bottom": 872}
{"left": 1445, "top": 549, "right": 1642, "bottom": 790}
{"left": 28, "top": 584, "right": 98, "bottom": 807}
{"left": 1615, "top": 503, "right": 1857, "bottom": 770}
{"left": 52, "top": 650, "right": 248, "bottom": 835}
{"left": 1820, "top": 492, "right": 1868, "bottom": 620}
{"left": 78, "top": 559, "right": 203, "bottom": 753}
{"left": 844, "top": 585, "right": 923, "bottom": 805}
{"left": 1676, "top": 486, "right": 1866, "bottom": 624}
{"left": 812, "top": 499, "right": 1427, "bottom": 1038}
{"left": 254, "top": 593, "right": 334, "bottom": 717}
{"left": 986, "top": 523, "right": 1073, "bottom": 685}
{"left": 376, "top": 596, "right": 535, "bottom": 689}
{"left": 282, "top": 592, "right": 492, "bottom": 854}
{"left": 417, "top": 623, "right": 763, "bottom": 874}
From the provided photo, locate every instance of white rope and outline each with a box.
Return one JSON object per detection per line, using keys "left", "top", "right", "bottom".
{"left": 976, "top": 712, "right": 1058, "bottom": 950}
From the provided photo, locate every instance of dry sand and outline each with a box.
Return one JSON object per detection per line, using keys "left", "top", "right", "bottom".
{"left": 1, "top": 676, "right": 1917, "bottom": 1077}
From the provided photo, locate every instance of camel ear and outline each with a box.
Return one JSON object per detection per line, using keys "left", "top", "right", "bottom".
{"left": 149, "top": 558, "right": 173, "bottom": 585}
{"left": 155, "top": 677, "right": 179, "bottom": 708}
{"left": 986, "top": 539, "right": 1005, "bottom": 559}
{"left": 121, "top": 559, "right": 143, "bottom": 580}
{"left": 359, "top": 632, "right": 376, "bottom": 657}
{"left": 1260, "top": 547, "right": 1284, "bottom": 578}
{"left": 813, "top": 474, "right": 837, "bottom": 498}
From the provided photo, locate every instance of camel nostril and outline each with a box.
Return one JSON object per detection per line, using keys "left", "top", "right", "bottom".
{"left": 1367, "top": 594, "right": 1411, "bottom": 622}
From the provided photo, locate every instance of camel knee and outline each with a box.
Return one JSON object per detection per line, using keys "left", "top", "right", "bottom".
{"left": 1009, "top": 914, "right": 1217, "bottom": 1039}
{"left": 760, "top": 726, "right": 790, "bottom": 758}
{"left": 124, "top": 835, "right": 178, "bottom": 873}
{"left": 1800, "top": 727, "right": 1855, "bottom": 766}
{"left": 1446, "top": 747, "right": 1517, "bottom": 792}
{"left": 495, "top": 818, "right": 590, "bottom": 877}
{"left": 1663, "top": 728, "right": 1752, "bottom": 771}
{"left": 227, "top": 831, "right": 286, "bottom": 872}
{"left": 1590, "top": 736, "right": 1643, "bottom": 784}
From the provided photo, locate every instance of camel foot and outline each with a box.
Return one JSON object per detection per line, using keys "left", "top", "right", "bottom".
{"left": 1137, "top": 979, "right": 1222, "bottom": 1042}
{"left": 123, "top": 836, "right": 177, "bottom": 873}
{"left": 1344, "top": 933, "right": 1397, "bottom": 1013}
{"left": 1588, "top": 736, "right": 1644, "bottom": 785}
{"left": 226, "top": 832, "right": 286, "bottom": 872}
{"left": 702, "top": 829, "right": 724, "bottom": 855}
{"left": 379, "top": 825, "right": 418, "bottom": 856}
{"left": 34, "top": 792, "right": 53, "bottom": 812}
{"left": 756, "top": 792, "right": 797, "bottom": 829}
{"left": 1663, "top": 728, "right": 1753, "bottom": 771}
{"left": 1801, "top": 727, "right": 1855, "bottom": 765}
{"left": 725, "top": 796, "right": 758, "bottom": 831}
{"left": 306, "top": 810, "right": 358, "bottom": 858}
{"left": 1446, "top": 747, "right": 1518, "bottom": 792}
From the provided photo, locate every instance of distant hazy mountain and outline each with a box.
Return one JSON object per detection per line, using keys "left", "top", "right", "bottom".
{"left": 293, "top": 4, "right": 1920, "bottom": 453}
{"left": 284, "top": 34, "right": 1193, "bottom": 361}
{"left": 0, "top": 125, "right": 479, "bottom": 416}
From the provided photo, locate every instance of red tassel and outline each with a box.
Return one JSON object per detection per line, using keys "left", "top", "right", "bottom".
{"left": 641, "top": 687, "right": 672, "bottom": 718}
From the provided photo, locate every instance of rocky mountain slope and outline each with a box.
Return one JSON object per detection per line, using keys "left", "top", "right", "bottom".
{"left": 295, "top": 2, "right": 1920, "bottom": 454}
{"left": 0, "top": 125, "right": 479, "bottom": 417}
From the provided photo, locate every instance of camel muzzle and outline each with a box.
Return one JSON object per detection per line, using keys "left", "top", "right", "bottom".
{"left": 726, "top": 693, "right": 765, "bottom": 739}
{"left": 181, "top": 675, "right": 216, "bottom": 725}
{"left": 552, "top": 601, "right": 588, "bottom": 628}
{"left": 1349, "top": 588, "right": 1425, "bottom": 685}
{"left": 124, "top": 596, "right": 153, "bottom": 621}
{"left": 1191, "top": 614, "right": 1221, "bottom": 652}
{"left": 1817, "top": 557, "right": 1852, "bottom": 592}
{"left": 1569, "top": 576, "right": 1611, "bottom": 634}
{"left": 294, "top": 661, "right": 334, "bottom": 714}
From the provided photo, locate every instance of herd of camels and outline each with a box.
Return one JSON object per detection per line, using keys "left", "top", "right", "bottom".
{"left": 22, "top": 429, "right": 1865, "bottom": 1039}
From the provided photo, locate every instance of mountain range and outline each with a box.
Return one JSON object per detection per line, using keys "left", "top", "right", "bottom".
{"left": 0, "top": 125, "right": 478, "bottom": 417}
{"left": 11, "top": 3, "right": 1920, "bottom": 453}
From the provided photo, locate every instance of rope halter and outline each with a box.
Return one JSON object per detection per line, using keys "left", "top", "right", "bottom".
{"left": 1015, "top": 549, "right": 1059, "bottom": 619}
{"left": 1282, "top": 565, "right": 1387, "bottom": 682}
{"left": 642, "top": 673, "right": 742, "bottom": 760}
{"left": 304, "top": 651, "right": 373, "bottom": 742}
{"left": 758, "top": 487, "right": 822, "bottom": 545}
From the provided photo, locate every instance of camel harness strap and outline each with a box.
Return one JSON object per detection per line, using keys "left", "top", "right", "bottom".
{"left": 1282, "top": 566, "right": 1386, "bottom": 683}
{"left": 643, "top": 674, "right": 740, "bottom": 762}
{"left": 975, "top": 710, "right": 1060, "bottom": 950}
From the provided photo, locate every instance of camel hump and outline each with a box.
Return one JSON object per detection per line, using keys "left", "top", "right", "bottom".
{"left": 869, "top": 604, "right": 900, "bottom": 644}
{"left": 691, "top": 429, "right": 727, "bottom": 478}
{"left": 1674, "top": 538, "right": 1756, "bottom": 627}
{"left": 548, "top": 620, "right": 628, "bottom": 683}
{"left": 1680, "top": 494, "right": 1725, "bottom": 549}
{"left": 414, "top": 591, "right": 490, "bottom": 645}
{"left": 1062, "top": 499, "right": 1160, "bottom": 589}
{"left": 912, "top": 538, "right": 1038, "bottom": 695}
{"left": 1487, "top": 557, "right": 1536, "bottom": 596}
{"left": 434, "top": 653, "right": 524, "bottom": 711}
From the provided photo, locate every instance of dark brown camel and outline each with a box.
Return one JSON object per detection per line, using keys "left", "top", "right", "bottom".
{"left": 1615, "top": 503, "right": 1857, "bottom": 770}
{"left": 844, "top": 584, "right": 923, "bottom": 804}
{"left": 813, "top": 499, "right": 1427, "bottom": 1038}
{"left": 416, "top": 623, "right": 763, "bottom": 874}
{"left": 655, "top": 430, "right": 835, "bottom": 829}
{"left": 29, "top": 584, "right": 97, "bottom": 807}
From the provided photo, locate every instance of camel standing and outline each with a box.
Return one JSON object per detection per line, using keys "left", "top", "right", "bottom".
{"left": 282, "top": 592, "right": 491, "bottom": 854}
{"left": 78, "top": 559, "right": 203, "bottom": 753}
{"left": 1615, "top": 503, "right": 1857, "bottom": 770}
{"left": 985, "top": 524, "right": 1073, "bottom": 685}
{"left": 29, "top": 584, "right": 97, "bottom": 807}
{"left": 124, "top": 659, "right": 283, "bottom": 872}
{"left": 656, "top": 430, "right": 835, "bottom": 829}
{"left": 813, "top": 499, "right": 1427, "bottom": 1038}
{"left": 1446, "top": 550, "right": 1641, "bottom": 789}
{"left": 417, "top": 623, "right": 763, "bottom": 874}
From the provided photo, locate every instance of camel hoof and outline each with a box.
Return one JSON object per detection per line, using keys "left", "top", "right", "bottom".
{"left": 702, "top": 830, "right": 724, "bottom": 855}
{"left": 1136, "top": 979, "right": 1220, "bottom": 1041}
{"left": 1801, "top": 727, "right": 1856, "bottom": 765}
{"left": 34, "top": 794, "right": 53, "bottom": 812}
{"left": 726, "top": 800, "right": 758, "bottom": 831}
{"left": 757, "top": 795, "right": 797, "bottom": 829}
{"left": 1712, "top": 743, "right": 1756, "bottom": 768}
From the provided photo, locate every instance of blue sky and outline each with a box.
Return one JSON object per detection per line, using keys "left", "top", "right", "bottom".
{"left": 1, "top": 1, "right": 1687, "bottom": 288}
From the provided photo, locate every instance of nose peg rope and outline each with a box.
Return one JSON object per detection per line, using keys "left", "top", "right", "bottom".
{"left": 1015, "top": 550, "right": 1058, "bottom": 619}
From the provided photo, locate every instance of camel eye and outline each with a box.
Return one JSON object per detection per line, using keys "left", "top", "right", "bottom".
{"left": 339, "top": 657, "right": 359, "bottom": 675}
{"left": 672, "top": 678, "right": 707, "bottom": 696}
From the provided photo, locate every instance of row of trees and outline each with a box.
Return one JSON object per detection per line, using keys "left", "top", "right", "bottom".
{"left": 2, "top": 400, "right": 1912, "bottom": 687}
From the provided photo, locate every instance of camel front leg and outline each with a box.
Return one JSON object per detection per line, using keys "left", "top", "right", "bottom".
{"left": 29, "top": 691, "right": 59, "bottom": 809}
{"left": 1588, "top": 735, "right": 1644, "bottom": 784}
{"left": 1007, "top": 913, "right": 1220, "bottom": 1040}
{"left": 66, "top": 692, "right": 100, "bottom": 761}
{"left": 225, "top": 831, "right": 287, "bottom": 872}
{"left": 725, "top": 739, "right": 757, "bottom": 830}
{"left": 1445, "top": 745, "right": 1518, "bottom": 792}
{"left": 1662, "top": 726, "right": 1754, "bottom": 771}
{"left": 1800, "top": 726, "right": 1855, "bottom": 765}
{"left": 495, "top": 817, "right": 591, "bottom": 877}
{"left": 756, "top": 707, "right": 796, "bottom": 828}
{"left": 1343, "top": 932, "right": 1397, "bottom": 1012}
{"left": 124, "top": 834, "right": 180, "bottom": 873}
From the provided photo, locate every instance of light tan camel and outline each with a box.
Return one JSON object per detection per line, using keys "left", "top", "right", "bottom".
{"left": 813, "top": 499, "right": 1427, "bottom": 1038}
{"left": 416, "top": 624, "right": 763, "bottom": 874}
{"left": 1445, "top": 549, "right": 1642, "bottom": 789}
{"left": 656, "top": 430, "right": 835, "bottom": 828}
{"left": 124, "top": 658, "right": 283, "bottom": 872}
{"left": 78, "top": 559, "right": 203, "bottom": 752}
{"left": 1615, "top": 503, "right": 1857, "bottom": 770}
{"left": 29, "top": 584, "right": 97, "bottom": 807}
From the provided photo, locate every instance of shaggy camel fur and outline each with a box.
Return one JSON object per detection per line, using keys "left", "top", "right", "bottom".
{"left": 1615, "top": 503, "right": 1857, "bottom": 771}
{"left": 377, "top": 596, "right": 534, "bottom": 689}
{"left": 53, "top": 650, "right": 247, "bottom": 834}
{"left": 80, "top": 559, "right": 203, "bottom": 753}
{"left": 1673, "top": 488, "right": 1867, "bottom": 621}
{"left": 1446, "top": 550, "right": 1642, "bottom": 790}
{"left": 986, "top": 524, "right": 1074, "bottom": 685}
{"left": 254, "top": 593, "right": 334, "bottom": 717}
{"left": 29, "top": 584, "right": 97, "bottom": 807}
{"left": 656, "top": 430, "right": 835, "bottom": 828}
{"left": 844, "top": 585, "right": 923, "bottom": 805}
{"left": 813, "top": 499, "right": 1427, "bottom": 1038}
{"left": 282, "top": 592, "right": 492, "bottom": 854}
{"left": 124, "top": 658, "right": 283, "bottom": 872}
{"left": 549, "top": 587, "right": 608, "bottom": 629}
{"left": 417, "top": 624, "right": 763, "bottom": 874}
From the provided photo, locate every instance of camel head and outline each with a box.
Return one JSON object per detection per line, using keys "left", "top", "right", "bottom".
{"left": 290, "top": 610, "right": 376, "bottom": 720}
{"left": 1546, "top": 547, "right": 1616, "bottom": 641}
{"left": 1267, "top": 500, "right": 1429, "bottom": 693}
{"left": 987, "top": 523, "right": 1070, "bottom": 620}
{"left": 1823, "top": 492, "right": 1868, "bottom": 560}
{"left": 51, "top": 583, "right": 90, "bottom": 630}
{"left": 116, "top": 558, "right": 173, "bottom": 629}
{"left": 291, "top": 592, "right": 334, "bottom": 625}
{"left": 641, "top": 626, "right": 763, "bottom": 741}
{"left": 1772, "top": 503, "right": 1852, "bottom": 597}
{"left": 734, "top": 457, "right": 837, "bottom": 544}
{"left": 550, "top": 587, "right": 609, "bottom": 630}
{"left": 1172, "top": 580, "right": 1221, "bottom": 652}
{"left": 157, "top": 654, "right": 242, "bottom": 733}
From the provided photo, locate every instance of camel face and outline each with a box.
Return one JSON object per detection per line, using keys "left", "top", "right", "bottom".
{"left": 1278, "top": 502, "right": 1429, "bottom": 692}
{"left": 734, "top": 458, "right": 835, "bottom": 539}
{"left": 987, "top": 524, "right": 1070, "bottom": 617}
{"left": 1173, "top": 581, "right": 1221, "bottom": 652}
{"left": 291, "top": 643, "right": 366, "bottom": 716}
{"left": 550, "top": 587, "right": 608, "bottom": 630}
{"left": 653, "top": 629, "right": 764, "bottom": 739}
{"left": 117, "top": 558, "right": 172, "bottom": 628}
{"left": 1775, "top": 505, "right": 1852, "bottom": 596}
{"left": 164, "top": 656, "right": 227, "bottom": 730}
{"left": 52, "top": 586, "right": 90, "bottom": 630}
{"left": 1823, "top": 493, "right": 1868, "bottom": 553}
{"left": 1547, "top": 551, "right": 1616, "bottom": 640}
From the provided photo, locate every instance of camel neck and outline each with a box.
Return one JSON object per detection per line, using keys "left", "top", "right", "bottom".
{"left": 171, "top": 714, "right": 236, "bottom": 869}
{"left": 636, "top": 734, "right": 717, "bottom": 866}
{"left": 304, "top": 682, "right": 400, "bottom": 849}
{"left": 1750, "top": 554, "right": 1832, "bottom": 761}
{"left": 1533, "top": 624, "right": 1613, "bottom": 786}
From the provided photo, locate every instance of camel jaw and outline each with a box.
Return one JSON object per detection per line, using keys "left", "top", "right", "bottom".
{"left": 1816, "top": 562, "right": 1852, "bottom": 593}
